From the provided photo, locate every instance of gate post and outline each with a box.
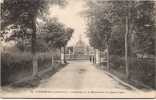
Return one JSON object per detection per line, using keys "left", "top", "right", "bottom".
{"left": 96, "top": 49, "right": 100, "bottom": 64}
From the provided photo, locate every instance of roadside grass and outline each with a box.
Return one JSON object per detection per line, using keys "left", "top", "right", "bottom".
{"left": 10, "top": 63, "right": 67, "bottom": 88}
{"left": 1, "top": 51, "right": 65, "bottom": 88}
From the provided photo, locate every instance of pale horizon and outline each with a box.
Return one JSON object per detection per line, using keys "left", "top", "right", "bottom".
{"left": 48, "top": 0, "right": 89, "bottom": 47}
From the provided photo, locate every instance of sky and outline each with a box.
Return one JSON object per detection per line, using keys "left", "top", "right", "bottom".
{"left": 48, "top": 0, "right": 89, "bottom": 47}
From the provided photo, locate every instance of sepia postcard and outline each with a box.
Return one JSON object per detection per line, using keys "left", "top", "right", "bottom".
{"left": 0, "top": 0, "right": 156, "bottom": 99}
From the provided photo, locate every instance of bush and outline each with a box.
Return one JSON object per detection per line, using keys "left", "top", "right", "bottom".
{"left": 109, "top": 55, "right": 155, "bottom": 88}
{"left": 1, "top": 50, "right": 61, "bottom": 86}
{"left": 110, "top": 55, "right": 125, "bottom": 73}
{"left": 37, "top": 53, "right": 52, "bottom": 71}
{"left": 129, "top": 58, "right": 155, "bottom": 88}
{"left": 1, "top": 52, "right": 33, "bottom": 85}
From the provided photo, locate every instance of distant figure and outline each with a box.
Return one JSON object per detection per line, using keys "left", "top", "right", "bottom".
{"left": 93, "top": 56, "right": 95, "bottom": 64}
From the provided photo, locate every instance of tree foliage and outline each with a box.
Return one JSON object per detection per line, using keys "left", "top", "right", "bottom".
{"left": 40, "top": 18, "right": 74, "bottom": 49}
{"left": 0, "top": 0, "right": 67, "bottom": 52}
{"left": 133, "top": 1, "right": 155, "bottom": 55}
{"left": 1, "top": 0, "right": 67, "bottom": 29}
{"left": 86, "top": 1, "right": 112, "bottom": 50}
{"left": 86, "top": 0, "right": 155, "bottom": 55}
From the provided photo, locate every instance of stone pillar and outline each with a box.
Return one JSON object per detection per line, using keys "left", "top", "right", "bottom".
{"left": 61, "top": 47, "right": 65, "bottom": 64}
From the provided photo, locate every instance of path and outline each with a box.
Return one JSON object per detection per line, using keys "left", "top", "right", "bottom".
{"left": 1, "top": 60, "right": 155, "bottom": 98}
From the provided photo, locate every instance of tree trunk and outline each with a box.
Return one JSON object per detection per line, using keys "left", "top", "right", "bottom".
{"left": 99, "top": 49, "right": 102, "bottom": 67}
{"left": 155, "top": 63, "right": 156, "bottom": 89}
{"left": 125, "top": 16, "right": 129, "bottom": 78}
{"left": 64, "top": 46, "right": 66, "bottom": 63}
{"left": 60, "top": 48, "right": 61, "bottom": 64}
{"left": 31, "top": 20, "right": 36, "bottom": 54}
{"left": 51, "top": 52, "right": 54, "bottom": 65}
{"left": 94, "top": 48, "right": 96, "bottom": 64}
{"left": 0, "top": 47, "right": 1, "bottom": 89}
{"left": 32, "top": 54, "right": 38, "bottom": 76}
{"left": 31, "top": 18, "right": 38, "bottom": 76}
{"left": 69, "top": 48, "right": 71, "bottom": 60}
{"left": 107, "top": 43, "right": 110, "bottom": 71}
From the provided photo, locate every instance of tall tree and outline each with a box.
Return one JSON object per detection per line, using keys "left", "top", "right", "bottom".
{"left": 86, "top": 0, "right": 112, "bottom": 69}
{"left": 1, "top": 0, "right": 67, "bottom": 76}
{"left": 86, "top": 0, "right": 155, "bottom": 78}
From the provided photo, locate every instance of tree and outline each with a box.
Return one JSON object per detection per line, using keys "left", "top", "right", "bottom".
{"left": 1, "top": 0, "right": 67, "bottom": 53}
{"left": 1, "top": 0, "right": 67, "bottom": 76}
{"left": 110, "top": 1, "right": 155, "bottom": 78}
{"left": 133, "top": 1, "right": 155, "bottom": 55}
{"left": 86, "top": 0, "right": 112, "bottom": 68}
{"left": 42, "top": 19, "right": 65, "bottom": 48}
{"left": 62, "top": 27, "right": 74, "bottom": 63}
{"left": 86, "top": 0, "right": 155, "bottom": 78}
{"left": 41, "top": 18, "right": 74, "bottom": 63}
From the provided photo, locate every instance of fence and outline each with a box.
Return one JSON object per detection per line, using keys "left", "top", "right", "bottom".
{"left": 65, "top": 54, "right": 90, "bottom": 60}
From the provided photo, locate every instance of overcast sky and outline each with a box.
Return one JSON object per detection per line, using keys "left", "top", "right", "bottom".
{"left": 48, "top": 0, "right": 89, "bottom": 47}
